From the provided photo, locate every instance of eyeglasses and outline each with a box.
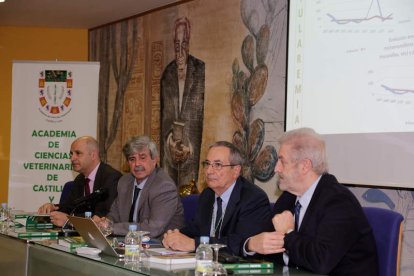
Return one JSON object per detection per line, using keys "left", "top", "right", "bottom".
{"left": 201, "top": 160, "right": 238, "bottom": 170}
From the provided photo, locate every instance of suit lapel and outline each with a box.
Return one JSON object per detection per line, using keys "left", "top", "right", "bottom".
{"left": 221, "top": 178, "right": 242, "bottom": 229}
{"left": 92, "top": 163, "right": 103, "bottom": 192}
{"left": 135, "top": 168, "right": 158, "bottom": 220}
{"left": 121, "top": 174, "right": 135, "bottom": 222}
{"left": 181, "top": 56, "right": 195, "bottom": 116}
{"left": 299, "top": 175, "right": 328, "bottom": 232}
{"left": 169, "top": 63, "right": 180, "bottom": 118}
{"left": 200, "top": 189, "right": 215, "bottom": 234}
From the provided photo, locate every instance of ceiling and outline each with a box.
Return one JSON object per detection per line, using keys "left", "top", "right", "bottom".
{"left": 0, "top": 0, "right": 180, "bottom": 29}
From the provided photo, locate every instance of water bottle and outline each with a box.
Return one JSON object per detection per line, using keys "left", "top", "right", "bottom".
{"left": 84, "top": 211, "right": 92, "bottom": 218}
{"left": 195, "top": 236, "right": 213, "bottom": 275}
{"left": 124, "top": 224, "right": 140, "bottom": 263}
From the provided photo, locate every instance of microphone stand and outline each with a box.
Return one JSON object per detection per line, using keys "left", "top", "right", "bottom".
{"left": 60, "top": 189, "right": 106, "bottom": 236}
{"left": 61, "top": 199, "right": 92, "bottom": 236}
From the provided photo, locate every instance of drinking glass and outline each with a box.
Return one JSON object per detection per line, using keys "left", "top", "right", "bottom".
{"left": 210, "top": 243, "right": 227, "bottom": 275}
{"left": 136, "top": 230, "right": 150, "bottom": 260}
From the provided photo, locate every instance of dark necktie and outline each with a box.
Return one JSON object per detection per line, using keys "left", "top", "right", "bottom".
{"left": 84, "top": 178, "right": 91, "bottom": 196}
{"left": 215, "top": 197, "right": 223, "bottom": 238}
{"left": 129, "top": 186, "right": 141, "bottom": 222}
{"left": 294, "top": 201, "right": 302, "bottom": 231}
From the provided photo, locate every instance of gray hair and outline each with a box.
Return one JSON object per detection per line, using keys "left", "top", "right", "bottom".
{"left": 278, "top": 128, "right": 328, "bottom": 174}
{"left": 209, "top": 141, "right": 245, "bottom": 166}
{"left": 122, "top": 136, "right": 159, "bottom": 160}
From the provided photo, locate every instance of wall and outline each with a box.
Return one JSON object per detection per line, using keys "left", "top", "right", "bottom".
{"left": 89, "top": 0, "right": 287, "bottom": 197}
{"left": 0, "top": 26, "right": 88, "bottom": 203}
{"left": 88, "top": 1, "right": 414, "bottom": 275}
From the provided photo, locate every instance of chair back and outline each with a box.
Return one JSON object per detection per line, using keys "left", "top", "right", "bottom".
{"left": 181, "top": 194, "right": 199, "bottom": 225}
{"left": 363, "top": 207, "right": 404, "bottom": 276}
{"left": 59, "top": 181, "right": 75, "bottom": 205}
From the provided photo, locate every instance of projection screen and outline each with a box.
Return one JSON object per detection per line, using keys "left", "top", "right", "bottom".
{"left": 286, "top": 0, "right": 414, "bottom": 188}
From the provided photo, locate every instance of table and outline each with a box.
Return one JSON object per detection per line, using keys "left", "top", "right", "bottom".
{"left": 0, "top": 233, "right": 27, "bottom": 276}
{"left": 0, "top": 231, "right": 321, "bottom": 275}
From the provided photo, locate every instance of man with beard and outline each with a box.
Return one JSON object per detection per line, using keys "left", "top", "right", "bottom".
{"left": 162, "top": 141, "right": 271, "bottom": 256}
{"left": 38, "top": 136, "right": 122, "bottom": 227}
{"left": 245, "top": 128, "right": 378, "bottom": 275}
{"left": 94, "top": 136, "right": 185, "bottom": 238}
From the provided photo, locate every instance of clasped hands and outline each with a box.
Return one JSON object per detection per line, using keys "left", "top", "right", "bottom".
{"left": 247, "top": 210, "right": 295, "bottom": 255}
{"left": 167, "top": 134, "right": 192, "bottom": 164}
{"left": 162, "top": 229, "right": 196, "bottom": 252}
{"left": 37, "top": 203, "right": 68, "bottom": 227}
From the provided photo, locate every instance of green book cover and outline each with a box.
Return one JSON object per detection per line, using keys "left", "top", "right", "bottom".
{"left": 230, "top": 268, "right": 274, "bottom": 274}
{"left": 13, "top": 212, "right": 53, "bottom": 229}
{"left": 58, "top": 237, "right": 87, "bottom": 250}
{"left": 9, "top": 228, "right": 59, "bottom": 238}
{"left": 222, "top": 262, "right": 273, "bottom": 270}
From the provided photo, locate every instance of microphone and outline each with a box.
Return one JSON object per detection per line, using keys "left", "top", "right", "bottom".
{"left": 61, "top": 188, "right": 107, "bottom": 233}
{"left": 72, "top": 188, "right": 107, "bottom": 207}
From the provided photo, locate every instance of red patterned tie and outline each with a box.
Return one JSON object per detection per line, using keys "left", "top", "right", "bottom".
{"left": 84, "top": 178, "right": 91, "bottom": 196}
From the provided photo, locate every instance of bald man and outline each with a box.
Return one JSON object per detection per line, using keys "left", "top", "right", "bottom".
{"left": 38, "top": 136, "right": 122, "bottom": 227}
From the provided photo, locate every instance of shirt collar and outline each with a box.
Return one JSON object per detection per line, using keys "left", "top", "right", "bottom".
{"left": 297, "top": 175, "right": 322, "bottom": 209}
{"left": 86, "top": 162, "right": 100, "bottom": 182}
{"left": 134, "top": 177, "right": 148, "bottom": 189}
{"left": 216, "top": 180, "right": 237, "bottom": 207}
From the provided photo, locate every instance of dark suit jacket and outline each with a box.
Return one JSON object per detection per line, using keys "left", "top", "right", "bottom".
{"left": 271, "top": 174, "right": 378, "bottom": 275}
{"left": 180, "top": 176, "right": 271, "bottom": 256}
{"left": 59, "top": 162, "right": 122, "bottom": 217}
{"left": 107, "top": 168, "right": 185, "bottom": 238}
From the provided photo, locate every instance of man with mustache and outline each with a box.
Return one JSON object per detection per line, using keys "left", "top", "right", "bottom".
{"left": 245, "top": 128, "right": 378, "bottom": 275}
{"left": 94, "top": 136, "right": 185, "bottom": 238}
{"left": 162, "top": 141, "right": 271, "bottom": 256}
{"left": 38, "top": 136, "right": 122, "bottom": 227}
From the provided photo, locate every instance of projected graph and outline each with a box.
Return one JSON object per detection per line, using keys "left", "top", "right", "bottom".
{"left": 326, "top": 0, "right": 392, "bottom": 25}
{"left": 381, "top": 85, "right": 414, "bottom": 95}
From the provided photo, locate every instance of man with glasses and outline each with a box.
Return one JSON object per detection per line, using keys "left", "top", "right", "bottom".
{"left": 162, "top": 141, "right": 271, "bottom": 256}
{"left": 245, "top": 128, "right": 378, "bottom": 275}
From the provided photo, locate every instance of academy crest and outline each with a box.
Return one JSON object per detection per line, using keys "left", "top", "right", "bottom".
{"left": 38, "top": 70, "right": 72, "bottom": 119}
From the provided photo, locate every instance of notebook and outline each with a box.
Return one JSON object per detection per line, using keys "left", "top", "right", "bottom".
{"left": 67, "top": 215, "right": 125, "bottom": 258}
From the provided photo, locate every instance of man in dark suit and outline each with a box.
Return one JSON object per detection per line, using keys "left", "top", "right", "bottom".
{"left": 162, "top": 141, "right": 271, "bottom": 256}
{"left": 160, "top": 17, "right": 205, "bottom": 187}
{"left": 38, "top": 136, "right": 122, "bottom": 226}
{"left": 94, "top": 136, "right": 185, "bottom": 238}
{"left": 246, "top": 128, "right": 378, "bottom": 275}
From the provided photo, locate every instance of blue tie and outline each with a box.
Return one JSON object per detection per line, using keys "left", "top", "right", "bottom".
{"left": 129, "top": 186, "right": 141, "bottom": 222}
{"left": 215, "top": 197, "right": 223, "bottom": 238}
{"left": 294, "top": 201, "right": 302, "bottom": 231}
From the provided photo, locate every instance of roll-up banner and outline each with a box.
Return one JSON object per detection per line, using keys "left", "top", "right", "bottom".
{"left": 9, "top": 61, "right": 100, "bottom": 211}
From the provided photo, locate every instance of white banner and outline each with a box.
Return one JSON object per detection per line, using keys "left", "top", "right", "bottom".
{"left": 9, "top": 61, "right": 100, "bottom": 211}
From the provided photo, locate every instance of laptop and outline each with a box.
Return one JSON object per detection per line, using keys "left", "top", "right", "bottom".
{"left": 67, "top": 215, "right": 125, "bottom": 258}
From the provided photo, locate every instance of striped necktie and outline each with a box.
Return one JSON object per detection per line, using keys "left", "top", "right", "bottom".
{"left": 294, "top": 201, "right": 302, "bottom": 231}
{"left": 214, "top": 197, "right": 223, "bottom": 237}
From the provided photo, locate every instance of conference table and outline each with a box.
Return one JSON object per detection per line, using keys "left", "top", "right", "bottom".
{"left": 0, "top": 229, "right": 321, "bottom": 276}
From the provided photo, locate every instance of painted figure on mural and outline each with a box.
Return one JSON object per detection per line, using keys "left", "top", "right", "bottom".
{"left": 160, "top": 17, "right": 205, "bottom": 187}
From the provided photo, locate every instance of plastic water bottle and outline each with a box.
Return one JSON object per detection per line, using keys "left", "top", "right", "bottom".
{"left": 195, "top": 236, "right": 213, "bottom": 275}
{"left": 124, "top": 224, "right": 140, "bottom": 263}
{"left": 84, "top": 211, "right": 92, "bottom": 218}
